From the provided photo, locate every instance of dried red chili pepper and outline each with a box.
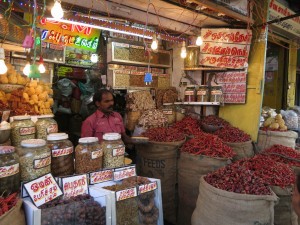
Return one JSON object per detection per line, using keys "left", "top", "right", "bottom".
{"left": 201, "top": 115, "right": 230, "bottom": 127}
{"left": 214, "top": 126, "right": 251, "bottom": 143}
{"left": 172, "top": 116, "right": 202, "bottom": 136}
{"left": 0, "top": 192, "right": 18, "bottom": 216}
{"left": 142, "top": 127, "right": 185, "bottom": 142}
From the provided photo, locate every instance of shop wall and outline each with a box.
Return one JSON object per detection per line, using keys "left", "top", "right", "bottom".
{"left": 287, "top": 42, "right": 297, "bottom": 107}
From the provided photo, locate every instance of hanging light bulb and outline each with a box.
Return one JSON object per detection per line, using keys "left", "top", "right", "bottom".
{"left": 90, "top": 54, "right": 98, "bottom": 63}
{"left": 23, "top": 62, "right": 31, "bottom": 76}
{"left": 151, "top": 34, "right": 158, "bottom": 50}
{"left": 180, "top": 41, "right": 187, "bottom": 58}
{"left": 51, "top": 0, "right": 64, "bottom": 19}
{"left": 0, "top": 48, "right": 7, "bottom": 74}
{"left": 196, "top": 36, "right": 203, "bottom": 46}
{"left": 38, "top": 57, "right": 46, "bottom": 73}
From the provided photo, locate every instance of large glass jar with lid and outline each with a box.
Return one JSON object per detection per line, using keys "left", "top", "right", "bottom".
{"left": 210, "top": 85, "right": 223, "bottom": 102}
{"left": 17, "top": 139, "right": 51, "bottom": 182}
{"left": 36, "top": 114, "right": 58, "bottom": 140}
{"left": 0, "top": 146, "right": 20, "bottom": 196}
{"left": 47, "top": 133, "right": 74, "bottom": 177}
{"left": 75, "top": 137, "right": 103, "bottom": 174}
{"left": 11, "top": 115, "right": 36, "bottom": 146}
{"left": 162, "top": 103, "right": 176, "bottom": 124}
{"left": 184, "top": 85, "right": 196, "bottom": 102}
{"left": 197, "top": 85, "right": 209, "bottom": 102}
{"left": 102, "top": 133, "right": 125, "bottom": 169}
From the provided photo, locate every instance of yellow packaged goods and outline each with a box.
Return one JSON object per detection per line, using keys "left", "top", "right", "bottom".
{"left": 75, "top": 137, "right": 103, "bottom": 173}
{"left": 10, "top": 116, "right": 36, "bottom": 146}
{"left": 47, "top": 133, "right": 74, "bottom": 177}
{"left": 36, "top": 114, "right": 58, "bottom": 140}
{"left": 102, "top": 133, "right": 125, "bottom": 169}
{"left": 162, "top": 103, "right": 176, "bottom": 124}
{"left": 17, "top": 139, "right": 51, "bottom": 182}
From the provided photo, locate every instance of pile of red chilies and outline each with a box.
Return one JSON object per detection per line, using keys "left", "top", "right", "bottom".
{"left": 201, "top": 115, "right": 230, "bottom": 127}
{"left": 205, "top": 163, "right": 272, "bottom": 195}
{"left": 181, "top": 133, "right": 235, "bottom": 158}
{"left": 0, "top": 192, "right": 18, "bottom": 216}
{"left": 142, "top": 127, "right": 185, "bottom": 142}
{"left": 237, "top": 155, "right": 295, "bottom": 189}
{"left": 214, "top": 126, "right": 251, "bottom": 143}
{"left": 172, "top": 116, "right": 202, "bottom": 136}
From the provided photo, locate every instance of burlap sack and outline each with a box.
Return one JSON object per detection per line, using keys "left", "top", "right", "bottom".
{"left": 257, "top": 130, "right": 298, "bottom": 152}
{"left": 191, "top": 177, "right": 278, "bottom": 225}
{"left": 178, "top": 153, "right": 230, "bottom": 225}
{"left": 225, "top": 140, "right": 254, "bottom": 161}
{"left": 0, "top": 199, "right": 26, "bottom": 225}
{"left": 136, "top": 139, "right": 185, "bottom": 224}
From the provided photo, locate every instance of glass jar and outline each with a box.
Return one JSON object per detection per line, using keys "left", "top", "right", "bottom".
{"left": 162, "top": 103, "right": 176, "bottom": 124}
{"left": 36, "top": 114, "right": 58, "bottom": 140}
{"left": 184, "top": 85, "right": 196, "bottom": 102}
{"left": 184, "top": 47, "right": 199, "bottom": 68}
{"left": 75, "top": 137, "right": 103, "bottom": 174}
{"left": 175, "top": 103, "right": 186, "bottom": 122}
{"left": 210, "top": 86, "right": 223, "bottom": 102}
{"left": 11, "top": 115, "right": 36, "bottom": 147}
{"left": 47, "top": 133, "right": 74, "bottom": 177}
{"left": 102, "top": 133, "right": 125, "bottom": 169}
{"left": 197, "top": 85, "right": 209, "bottom": 102}
{"left": 0, "top": 146, "right": 20, "bottom": 196}
{"left": 17, "top": 139, "right": 51, "bottom": 182}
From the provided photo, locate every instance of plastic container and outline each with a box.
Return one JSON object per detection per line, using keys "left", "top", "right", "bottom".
{"left": 17, "top": 139, "right": 51, "bottom": 182}
{"left": 102, "top": 133, "right": 125, "bottom": 169}
{"left": 162, "top": 103, "right": 176, "bottom": 124}
{"left": 75, "top": 137, "right": 103, "bottom": 174}
{"left": 47, "top": 133, "right": 74, "bottom": 177}
{"left": 184, "top": 85, "right": 196, "bottom": 102}
{"left": 197, "top": 85, "right": 209, "bottom": 102}
{"left": 36, "top": 115, "right": 58, "bottom": 140}
{"left": 11, "top": 115, "right": 36, "bottom": 147}
{"left": 0, "top": 146, "right": 20, "bottom": 196}
{"left": 210, "top": 86, "right": 223, "bottom": 102}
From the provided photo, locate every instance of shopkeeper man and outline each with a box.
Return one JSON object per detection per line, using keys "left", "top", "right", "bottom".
{"left": 81, "top": 89, "right": 132, "bottom": 144}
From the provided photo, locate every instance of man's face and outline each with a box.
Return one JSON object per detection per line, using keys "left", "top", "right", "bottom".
{"left": 96, "top": 93, "right": 114, "bottom": 114}
{"left": 292, "top": 184, "right": 300, "bottom": 216}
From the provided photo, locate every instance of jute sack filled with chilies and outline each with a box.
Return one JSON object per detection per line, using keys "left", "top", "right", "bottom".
{"left": 191, "top": 177, "right": 278, "bottom": 225}
{"left": 225, "top": 140, "right": 254, "bottom": 161}
{"left": 0, "top": 199, "right": 26, "bottom": 225}
{"left": 178, "top": 153, "right": 231, "bottom": 225}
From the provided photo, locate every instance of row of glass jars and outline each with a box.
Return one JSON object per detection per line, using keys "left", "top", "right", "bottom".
{"left": 184, "top": 85, "right": 223, "bottom": 103}
{"left": 0, "top": 133, "right": 125, "bottom": 195}
{"left": 10, "top": 114, "right": 58, "bottom": 147}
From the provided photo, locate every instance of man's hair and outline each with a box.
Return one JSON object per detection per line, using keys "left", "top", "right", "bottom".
{"left": 93, "top": 89, "right": 113, "bottom": 105}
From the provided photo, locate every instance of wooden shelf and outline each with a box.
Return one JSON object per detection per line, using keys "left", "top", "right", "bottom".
{"left": 174, "top": 102, "right": 220, "bottom": 106}
{"left": 182, "top": 67, "right": 227, "bottom": 71}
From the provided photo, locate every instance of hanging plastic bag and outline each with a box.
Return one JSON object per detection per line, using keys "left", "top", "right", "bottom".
{"left": 57, "top": 78, "right": 76, "bottom": 97}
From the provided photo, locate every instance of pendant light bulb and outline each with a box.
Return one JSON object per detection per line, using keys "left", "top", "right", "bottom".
{"left": 38, "top": 57, "right": 46, "bottom": 73}
{"left": 181, "top": 41, "right": 187, "bottom": 58}
{"left": 51, "top": 0, "right": 64, "bottom": 19}
{"left": 196, "top": 36, "right": 203, "bottom": 46}
{"left": 23, "top": 63, "right": 31, "bottom": 76}
{"left": 151, "top": 34, "right": 158, "bottom": 50}
{"left": 0, "top": 48, "right": 7, "bottom": 75}
{"left": 90, "top": 54, "right": 98, "bottom": 63}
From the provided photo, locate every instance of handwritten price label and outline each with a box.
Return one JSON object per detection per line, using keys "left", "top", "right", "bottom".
{"left": 23, "top": 173, "right": 63, "bottom": 207}
{"left": 114, "top": 166, "right": 136, "bottom": 181}
{"left": 112, "top": 147, "right": 125, "bottom": 157}
{"left": 52, "top": 147, "right": 73, "bottom": 157}
{"left": 92, "top": 149, "right": 103, "bottom": 159}
{"left": 19, "top": 127, "right": 36, "bottom": 136}
{"left": 0, "top": 163, "right": 19, "bottom": 178}
{"left": 34, "top": 155, "right": 51, "bottom": 169}
{"left": 116, "top": 187, "right": 137, "bottom": 201}
{"left": 223, "top": 93, "right": 246, "bottom": 104}
{"left": 47, "top": 124, "right": 58, "bottom": 134}
{"left": 222, "top": 83, "right": 246, "bottom": 93}
{"left": 62, "top": 174, "right": 89, "bottom": 198}
{"left": 138, "top": 182, "right": 157, "bottom": 194}
{"left": 90, "top": 169, "right": 114, "bottom": 184}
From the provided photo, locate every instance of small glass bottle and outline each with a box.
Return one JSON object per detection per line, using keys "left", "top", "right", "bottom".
{"left": 47, "top": 133, "right": 74, "bottom": 177}
{"left": 197, "top": 85, "right": 209, "bottom": 102}
{"left": 0, "top": 146, "right": 20, "bottom": 196}
{"left": 36, "top": 114, "right": 58, "bottom": 140}
{"left": 17, "top": 139, "right": 51, "bottom": 182}
{"left": 184, "top": 85, "right": 196, "bottom": 102}
{"left": 75, "top": 137, "right": 103, "bottom": 174}
{"left": 210, "top": 86, "right": 223, "bottom": 102}
{"left": 102, "top": 133, "right": 125, "bottom": 169}
{"left": 11, "top": 115, "right": 36, "bottom": 147}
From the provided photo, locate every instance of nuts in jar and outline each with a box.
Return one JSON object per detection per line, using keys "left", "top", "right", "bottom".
{"left": 75, "top": 137, "right": 103, "bottom": 174}
{"left": 102, "top": 133, "right": 125, "bottom": 169}
{"left": 11, "top": 115, "right": 36, "bottom": 147}
{"left": 47, "top": 133, "right": 74, "bottom": 177}
{"left": 17, "top": 139, "right": 51, "bottom": 182}
{"left": 36, "top": 114, "right": 58, "bottom": 140}
{"left": 0, "top": 146, "right": 20, "bottom": 197}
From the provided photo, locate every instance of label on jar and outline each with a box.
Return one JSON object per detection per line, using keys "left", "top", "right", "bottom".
{"left": 34, "top": 156, "right": 51, "bottom": 169}
{"left": 197, "top": 90, "right": 207, "bottom": 95}
{"left": 185, "top": 91, "right": 194, "bottom": 95}
{"left": 47, "top": 124, "right": 58, "bottom": 134}
{"left": 112, "top": 146, "right": 125, "bottom": 157}
{"left": 0, "top": 163, "right": 19, "bottom": 178}
{"left": 91, "top": 149, "right": 103, "bottom": 159}
{"left": 211, "top": 90, "right": 223, "bottom": 95}
{"left": 89, "top": 169, "right": 114, "bottom": 184}
{"left": 114, "top": 166, "right": 136, "bottom": 181}
{"left": 116, "top": 187, "right": 137, "bottom": 201}
{"left": 162, "top": 109, "right": 173, "bottom": 115}
{"left": 52, "top": 147, "right": 73, "bottom": 157}
{"left": 138, "top": 181, "right": 157, "bottom": 194}
{"left": 19, "top": 126, "right": 36, "bottom": 136}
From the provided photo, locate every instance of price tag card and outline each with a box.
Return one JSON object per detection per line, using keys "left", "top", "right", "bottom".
{"left": 116, "top": 187, "right": 137, "bottom": 201}
{"left": 89, "top": 169, "right": 114, "bottom": 184}
{"left": 114, "top": 165, "right": 136, "bottom": 181}
{"left": 23, "top": 173, "right": 63, "bottom": 207}
{"left": 138, "top": 181, "right": 158, "bottom": 195}
{"left": 112, "top": 146, "right": 125, "bottom": 157}
{"left": 61, "top": 174, "right": 89, "bottom": 198}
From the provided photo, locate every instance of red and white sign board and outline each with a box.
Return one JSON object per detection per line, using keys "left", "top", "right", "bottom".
{"left": 215, "top": 71, "right": 247, "bottom": 83}
{"left": 61, "top": 174, "right": 89, "bottom": 198}
{"left": 200, "top": 28, "right": 252, "bottom": 69}
{"left": 223, "top": 93, "right": 246, "bottom": 104}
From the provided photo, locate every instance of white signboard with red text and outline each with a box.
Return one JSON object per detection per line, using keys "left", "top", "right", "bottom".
{"left": 200, "top": 29, "right": 252, "bottom": 69}
{"left": 61, "top": 174, "right": 89, "bottom": 198}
